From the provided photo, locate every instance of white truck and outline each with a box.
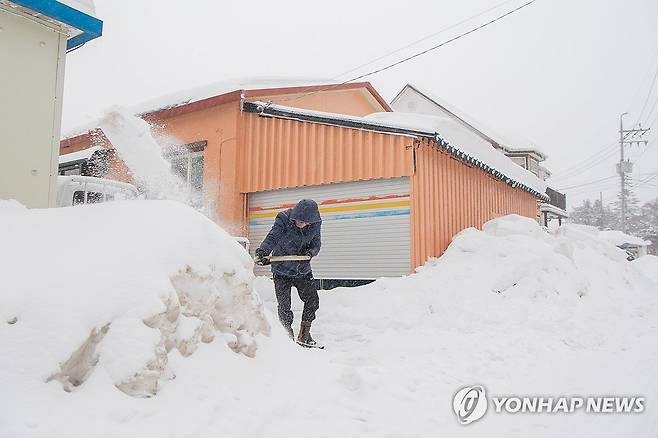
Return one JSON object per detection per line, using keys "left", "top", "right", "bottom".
{"left": 56, "top": 175, "right": 139, "bottom": 207}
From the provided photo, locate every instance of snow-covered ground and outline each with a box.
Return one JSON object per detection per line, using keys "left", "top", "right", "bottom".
{"left": 1, "top": 202, "right": 657, "bottom": 437}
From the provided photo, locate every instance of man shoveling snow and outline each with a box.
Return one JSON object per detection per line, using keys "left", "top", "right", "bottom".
{"left": 255, "top": 199, "right": 322, "bottom": 348}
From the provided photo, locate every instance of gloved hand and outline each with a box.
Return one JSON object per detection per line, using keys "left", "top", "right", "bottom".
{"left": 254, "top": 248, "right": 271, "bottom": 266}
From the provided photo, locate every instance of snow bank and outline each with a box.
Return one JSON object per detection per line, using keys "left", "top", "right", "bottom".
{"left": 632, "top": 255, "right": 658, "bottom": 283}
{"left": 0, "top": 200, "right": 269, "bottom": 401}
{"left": 599, "top": 229, "right": 651, "bottom": 247}
{"left": 3, "top": 209, "right": 658, "bottom": 437}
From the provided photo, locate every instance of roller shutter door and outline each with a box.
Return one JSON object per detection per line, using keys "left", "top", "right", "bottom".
{"left": 248, "top": 177, "right": 410, "bottom": 280}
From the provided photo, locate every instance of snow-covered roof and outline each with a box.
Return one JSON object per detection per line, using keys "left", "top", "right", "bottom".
{"left": 245, "top": 102, "right": 548, "bottom": 198}
{"left": 539, "top": 202, "right": 568, "bottom": 217}
{"left": 599, "top": 230, "right": 651, "bottom": 247}
{"left": 129, "top": 76, "right": 339, "bottom": 116}
{"left": 58, "top": 145, "right": 103, "bottom": 164}
{"left": 62, "top": 77, "right": 341, "bottom": 139}
{"left": 366, "top": 111, "right": 547, "bottom": 194}
{"left": 392, "top": 84, "right": 548, "bottom": 160}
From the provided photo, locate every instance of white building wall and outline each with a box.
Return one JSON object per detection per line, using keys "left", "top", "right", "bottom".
{"left": 0, "top": 5, "right": 67, "bottom": 207}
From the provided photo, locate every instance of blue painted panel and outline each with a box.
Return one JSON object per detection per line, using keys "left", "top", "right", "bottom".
{"left": 10, "top": 0, "right": 103, "bottom": 49}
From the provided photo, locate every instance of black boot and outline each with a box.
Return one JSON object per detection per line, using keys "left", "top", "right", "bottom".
{"left": 297, "top": 321, "right": 316, "bottom": 346}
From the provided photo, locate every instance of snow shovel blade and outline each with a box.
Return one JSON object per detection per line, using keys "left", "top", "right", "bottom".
{"left": 266, "top": 255, "right": 311, "bottom": 262}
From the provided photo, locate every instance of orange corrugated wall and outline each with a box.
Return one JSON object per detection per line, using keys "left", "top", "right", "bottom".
{"left": 410, "top": 138, "right": 539, "bottom": 269}
{"left": 238, "top": 113, "right": 415, "bottom": 192}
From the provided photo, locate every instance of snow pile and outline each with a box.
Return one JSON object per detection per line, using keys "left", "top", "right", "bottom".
{"left": 598, "top": 229, "right": 651, "bottom": 247}
{"left": 2, "top": 209, "right": 658, "bottom": 437}
{"left": 632, "top": 255, "right": 658, "bottom": 283}
{"left": 365, "top": 111, "right": 547, "bottom": 194}
{"left": 98, "top": 107, "right": 199, "bottom": 206}
{"left": 0, "top": 200, "right": 269, "bottom": 401}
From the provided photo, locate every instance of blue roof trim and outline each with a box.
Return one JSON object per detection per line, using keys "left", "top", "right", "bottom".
{"left": 10, "top": 0, "right": 102, "bottom": 50}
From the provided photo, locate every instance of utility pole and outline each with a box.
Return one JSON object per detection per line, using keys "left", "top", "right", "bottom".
{"left": 618, "top": 113, "right": 650, "bottom": 233}
{"left": 599, "top": 191, "right": 603, "bottom": 228}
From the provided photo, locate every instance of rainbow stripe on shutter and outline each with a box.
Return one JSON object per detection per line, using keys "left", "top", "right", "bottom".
{"left": 248, "top": 193, "right": 410, "bottom": 226}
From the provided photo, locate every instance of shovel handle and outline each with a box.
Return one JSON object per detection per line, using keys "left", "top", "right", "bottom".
{"left": 265, "top": 255, "right": 311, "bottom": 262}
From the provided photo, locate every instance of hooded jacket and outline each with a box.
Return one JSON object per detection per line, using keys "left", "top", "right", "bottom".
{"left": 258, "top": 199, "right": 322, "bottom": 278}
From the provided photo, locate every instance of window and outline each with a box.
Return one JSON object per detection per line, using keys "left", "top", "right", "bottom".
{"left": 509, "top": 156, "right": 527, "bottom": 169}
{"left": 170, "top": 150, "right": 205, "bottom": 191}
{"left": 58, "top": 162, "right": 83, "bottom": 176}
{"left": 72, "top": 190, "right": 114, "bottom": 205}
{"left": 528, "top": 158, "right": 539, "bottom": 177}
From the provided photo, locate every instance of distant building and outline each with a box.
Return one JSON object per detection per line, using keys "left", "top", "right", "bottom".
{"left": 0, "top": 0, "right": 102, "bottom": 207}
{"left": 391, "top": 84, "right": 567, "bottom": 227}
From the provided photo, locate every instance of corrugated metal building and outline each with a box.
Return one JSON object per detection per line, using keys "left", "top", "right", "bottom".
{"left": 60, "top": 81, "right": 546, "bottom": 282}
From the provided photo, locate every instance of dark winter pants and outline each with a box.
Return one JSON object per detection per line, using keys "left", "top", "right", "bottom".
{"left": 273, "top": 273, "right": 319, "bottom": 326}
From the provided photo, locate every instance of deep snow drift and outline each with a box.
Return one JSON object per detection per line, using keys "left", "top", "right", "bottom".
{"left": 0, "top": 200, "right": 269, "bottom": 401}
{"left": 1, "top": 204, "right": 657, "bottom": 437}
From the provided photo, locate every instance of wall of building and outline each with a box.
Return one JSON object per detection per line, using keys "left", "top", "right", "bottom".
{"left": 150, "top": 102, "right": 243, "bottom": 234}
{"left": 1, "top": 5, "right": 67, "bottom": 207}
{"left": 410, "top": 138, "right": 539, "bottom": 268}
{"left": 238, "top": 113, "right": 415, "bottom": 236}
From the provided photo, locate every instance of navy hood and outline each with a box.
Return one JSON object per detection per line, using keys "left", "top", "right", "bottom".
{"left": 290, "top": 199, "right": 321, "bottom": 223}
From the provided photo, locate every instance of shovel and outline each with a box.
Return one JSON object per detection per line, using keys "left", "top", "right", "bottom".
{"left": 265, "top": 255, "right": 311, "bottom": 262}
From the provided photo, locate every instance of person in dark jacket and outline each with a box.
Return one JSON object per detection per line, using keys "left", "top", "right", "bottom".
{"left": 255, "top": 199, "right": 322, "bottom": 346}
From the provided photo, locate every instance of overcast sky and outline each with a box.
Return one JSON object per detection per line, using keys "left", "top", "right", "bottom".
{"left": 62, "top": 0, "right": 658, "bottom": 208}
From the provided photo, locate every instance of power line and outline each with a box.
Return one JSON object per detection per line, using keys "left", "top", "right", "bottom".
{"left": 631, "top": 172, "right": 658, "bottom": 188}
{"left": 332, "top": 0, "right": 520, "bottom": 80}
{"left": 278, "top": 0, "right": 538, "bottom": 104}
{"left": 644, "top": 94, "right": 658, "bottom": 126}
{"left": 637, "top": 65, "right": 658, "bottom": 124}
{"left": 626, "top": 47, "right": 658, "bottom": 116}
{"left": 550, "top": 143, "right": 618, "bottom": 180}
{"left": 557, "top": 175, "right": 617, "bottom": 191}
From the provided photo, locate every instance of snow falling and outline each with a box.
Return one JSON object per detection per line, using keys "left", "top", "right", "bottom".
{"left": 99, "top": 107, "right": 201, "bottom": 206}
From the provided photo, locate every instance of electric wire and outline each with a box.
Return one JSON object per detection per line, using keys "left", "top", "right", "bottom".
{"left": 276, "top": 0, "right": 538, "bottom": 104}
{"left": 331, "top": 0, "right": 520, "bottom": 81}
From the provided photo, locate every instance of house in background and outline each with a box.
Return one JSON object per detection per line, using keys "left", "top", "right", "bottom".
{"left": 1, "top": 0, "right": 102, "bottom": 208}
{"left": 60, "top": 79, "right": 547, "bottom": 286}
{"left": 391, "top": 84, "right": 568, "bottom": 227}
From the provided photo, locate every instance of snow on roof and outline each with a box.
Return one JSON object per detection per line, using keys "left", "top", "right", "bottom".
{"left": 58, "top": 145, "right": 103, "bottom": 164}
{"left": 62, "top": 77, "right": 339, "bottom": 139}
{"left": 129, "top": 76, "right": 338, "bottom": 116}
{"left": 365, "top": 111, "right": 547, "bottom": 195}
{"left": 598, "top": 230, "right": 651, "bottom": 247}
{"left": 247, "top": 102, "right": 547, "bottom": 196}
{"left": 395, "top": 84, "right": 548, "bottom": 160}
